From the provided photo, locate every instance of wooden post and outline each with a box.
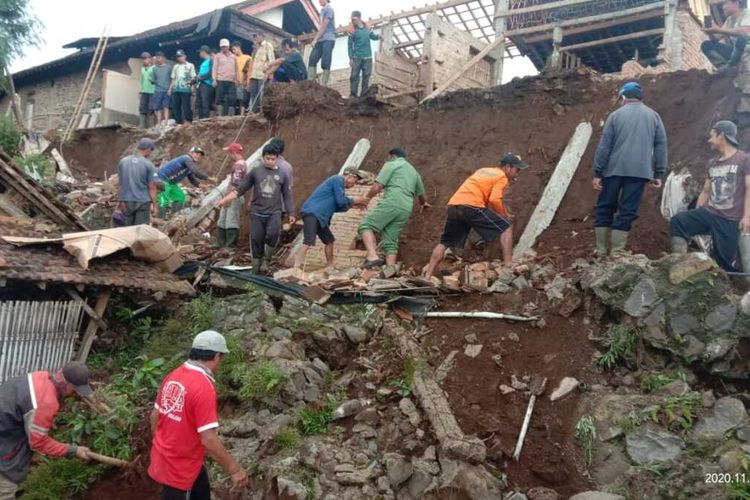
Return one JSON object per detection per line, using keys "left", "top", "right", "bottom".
{"left": 492, "top": 0, "right": 509, "bottom": 86}
{"left": 513, "top": 122, "right": 593, "bottom": 260}
{"left": 76, "top": 288, "right": 112, "bottom": 362}
{"left": 380, "top": 23, "right": 395, "bottom": 55}
{"left": 65, "top": 287, "right": 108, "bottom": 330}
{"left": 3, "top": 68, "right": 24, "bottom": 130}
{"left": 547, "top": 26, "right": 564, "bottom": 71}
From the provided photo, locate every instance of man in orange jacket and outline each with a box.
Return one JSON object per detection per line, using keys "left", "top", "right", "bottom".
{"left": 0, "top": 362, "right": 94, "bottom": 498}
{"left": 423, "top": 154, "right": 527, "bottom": 279}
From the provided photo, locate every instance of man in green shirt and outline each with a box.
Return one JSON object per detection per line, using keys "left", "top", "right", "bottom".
{"left": 358, "top": 147, "right": 429, "bottom": 268}
{"left": 348, "top": 11, "right": 380, "bottom": 98}
{"left": 169, "top": 49, "right": 196, "bottom": 125}
{"left": 139, "top": 52, "right": 155, "bottom": 129}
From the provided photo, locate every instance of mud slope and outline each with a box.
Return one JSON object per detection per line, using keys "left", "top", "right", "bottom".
{"left": 67, "top": 70, "right": 738, "bottom": 268}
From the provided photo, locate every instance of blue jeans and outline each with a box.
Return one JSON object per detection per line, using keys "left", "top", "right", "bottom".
{"left": 595, "top": 176, "right": 648, "bottom": 231}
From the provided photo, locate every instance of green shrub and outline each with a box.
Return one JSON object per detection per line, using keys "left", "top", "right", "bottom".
{"left": 274, "top": 427, "right": 301, "bottom": 450}
{"left": 21, "top": 458, "right": 103, "bottom": 500}
{"left": 596, "top": 324, "right": 641, "bottom": 369}
{"left": 299, "top": 408, "right": 333, "bottom": 436}
{"left": 650, "top": 392, "right": 702, "bottom": 432}
{"left": 238, "top": 361, "right": 286, "bottom": 401}
{"left": 0, "top": 116, "right": 21, "bottom": 156}
{"left": 14, "top": 153, "right": 54, "bottom": 182}
{"left": 575, "top": 416, "right": 597, "bottom": 467}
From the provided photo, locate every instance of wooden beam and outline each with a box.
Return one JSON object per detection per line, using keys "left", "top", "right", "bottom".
{"left": 513, "top": 122, "right": 593, "bottom": 260}
{"left": 496, "top": 0, "right": 595, "bottom": 18}
{"left": 523, "top": 10, "right": 664, "bottom": 43}
{"left": 65, "top": 287, "right": 108, "bottom": 331}
{"left": 421, "top": 35, "right": 506, "bottom": 103}
{"left": 559, "top": 28, "right": 665, "bottom": 52}
{"left": 76, "top": 288, "right": 112, "bottom": 362}
{"left": 505, "top": 2, "right": 666, "bottom": 37}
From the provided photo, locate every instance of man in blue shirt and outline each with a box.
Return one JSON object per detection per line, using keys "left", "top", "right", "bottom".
{"left": 194, "top": 46, "right": 214, "bottom": 119}
{"left": 308, "top": 0, "right": 336, "bottom": 86}
{"left": 293, "top": 167, "right": 368, "bottom": 270}
{"left": 155, "top": 147, "right": 211, "bottom": 218}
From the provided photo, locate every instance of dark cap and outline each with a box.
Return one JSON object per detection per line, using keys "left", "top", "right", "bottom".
{"left": 388, "top": 147, "right": 406, "bottom": 158}
{"left": 175, "top": 49, "right": 186, "bottom": 57}
{"left": 500, "top": 153, "right": 528, "bottom": 169}
{"left": 198, "top": 45, "right": 211, "bottom": 53}
{"left": 137, "top": 137, "right": 155, "bottom": 150}
{"left": 343, "top": 166, "right": 365, "bottom": 178}
{"left": 155, "top": 51, "right": 165, "bottom": 58}
{"left": 352, "top": 10, "right": 362, "bottom": 17}
{"left": 140, "top": 51, "right": 151, "bottom": 59}
{"left": 190, "top": 146, "right": 206, "bottom": 156}
{"left": 62, "top": 362, "right": 93, "bottom": 397}
{"left": 713, "top": 120, "right": 740, "bottom": 146}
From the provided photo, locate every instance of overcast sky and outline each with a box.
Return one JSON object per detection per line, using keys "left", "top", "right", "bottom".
{"left": 11, "top": 0, "right": 536, "bottom": 81}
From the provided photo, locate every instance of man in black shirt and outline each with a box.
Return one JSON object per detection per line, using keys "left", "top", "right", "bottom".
{"left": 266, "top": 39, "right": 307, "bottom": 83}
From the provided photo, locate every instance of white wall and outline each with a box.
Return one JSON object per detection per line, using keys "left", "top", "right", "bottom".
{"left": 255, "top": 8, "right": 285, "bottom": 29}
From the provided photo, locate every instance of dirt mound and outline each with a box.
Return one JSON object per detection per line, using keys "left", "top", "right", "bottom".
{"left": 65, "top": 69, "right": 738, "bottom": 270}
{"left": 263, "top": 80, "right": 346, "bottom": 120}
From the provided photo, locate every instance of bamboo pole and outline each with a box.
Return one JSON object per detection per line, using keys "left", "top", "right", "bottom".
{"left": 424, "top": 311, "right": 539, "bottom": 322}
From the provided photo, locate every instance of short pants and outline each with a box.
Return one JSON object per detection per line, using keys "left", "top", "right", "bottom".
{"left": 152, "top": 91, "right": 170, "bottom": 110}
{"left": 157, "top": 180, "right": 186, "bottom": 208}
{"left": 358, "top": 203, "right": 412, "bottom": 256}
{"left": 440, "top": 205, "right": 510, "bottom": 248}
{"left": 302, "top": 213, "right": 335, "bottom": 246}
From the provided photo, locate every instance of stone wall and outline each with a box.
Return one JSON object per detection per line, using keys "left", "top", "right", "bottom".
{"left": 0, "top": 61, "right": 131, "bottom": 132}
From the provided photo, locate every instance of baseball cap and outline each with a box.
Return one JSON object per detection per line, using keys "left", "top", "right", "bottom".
{"left": 500, "top": 153, "right": 528, "bottom": 169}
{"left": 192, "top": 330, "right": 230, "bottom": 354}
{"left": 223, "top": 143, "right": 244, "bottom": 154}
{"left": 343, "top": 166, "right": 365, "bottom": 178}
{"left": 140, "top": 51, "right": 151, "bottom": 59}
{"left": 388, "top": 147, "right": 406, "bottom": 158}
{"left": 219, "top": 38, "right": 230, "bottom": 47}
{"left": 175, "top": 49, "right": 186, "bottom": 57}
{"left": 619, "top": 81, "right": 643, "bottom": 99}
{"left": 190, "top": 146, "right": 206, "bottom": 155}
{"left": 198, "top": 45, "right": 211, "bottom": 53}
{"left": 137, "top": 137, "right": 155, "bottom": 150}
{"left": 62, "top": 362, "right": 94, "bottom": 397}
{"left": 712, "top": 120, "right": 740, "bottom": 146}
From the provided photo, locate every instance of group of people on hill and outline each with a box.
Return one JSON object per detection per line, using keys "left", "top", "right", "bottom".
{"left": 137, "top": 1, "right": 381, "bottom": 129}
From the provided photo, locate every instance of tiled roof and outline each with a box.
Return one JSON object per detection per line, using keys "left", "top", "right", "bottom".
{"left": 0, "top": 219, "right": 194, "bottom": 297}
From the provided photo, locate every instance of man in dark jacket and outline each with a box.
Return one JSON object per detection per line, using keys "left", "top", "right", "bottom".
{"left": 155, "top": 147, "right": 211, "bottom": 218}
{"left": 347, "top": 11, "right": 380, "bottom": 98}
{"left": 0, "top": 362, "right": 94, "bottom": 498}
{"left": 593, "top": 82, "right": 668, "bottom": 256}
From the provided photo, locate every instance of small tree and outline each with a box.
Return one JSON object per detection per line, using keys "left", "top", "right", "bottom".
{"left": 0, "top": 0, "right": 42, "bottom": 86}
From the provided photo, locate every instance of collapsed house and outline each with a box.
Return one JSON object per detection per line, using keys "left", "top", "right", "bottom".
{"left": 0, "top": 154, "right": 193, "bottom": 382}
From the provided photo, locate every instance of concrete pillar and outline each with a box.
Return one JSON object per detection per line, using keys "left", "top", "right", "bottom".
{"left": 548, "top": 26, "right": 563, "bottom": 71}
{"left": 660, "top": 0, "right": 681, "bottom": 69}
{"left": 380, "top": 23, "right": 395, "bottom": 55}
{"left": 492, "top": 0, "right": 509, "bottom": 86}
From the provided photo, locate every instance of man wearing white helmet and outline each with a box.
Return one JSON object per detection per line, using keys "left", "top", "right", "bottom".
{"left": 149, "top": 330, "right": 248, "bottom": 499}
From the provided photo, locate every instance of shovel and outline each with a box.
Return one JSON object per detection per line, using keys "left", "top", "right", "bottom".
{"left": 512, "top": 375, "right": 547, "bottom": 461}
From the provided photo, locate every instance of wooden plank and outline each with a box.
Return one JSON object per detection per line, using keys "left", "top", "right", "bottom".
{"left": 505, "top": 2, "right": 666, "bottom": 37}
{"left": 76, "top": 288, "right": 111, "bottom": 362}
{"left": 523, "top": 10, "right": 665, "bottom": 43}
{"left": 559, "top": 28, "right": 665, "bottom": 52}
{"left": 64, "top": 287, "right": 108, "bottom": 331}
{"left": 375, "top": 64, "right": 418, "bottom": 86}
{"left": 376, "top": 52, "right": 419, "bottom": 74}
{"left": 513, "top": 122, "right": 593, "bottom": 260}
{"left": 421, "top": 35, "right": 506, "bottom": 103}
{"left": 496, "top": 0, "right": 597, "bottom": 17}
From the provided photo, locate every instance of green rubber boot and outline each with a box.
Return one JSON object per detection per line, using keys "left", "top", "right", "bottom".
{"left": 671, "top": 236, "right": 688, "bottom": 255}
{"left": 212, "top": 229, "right": 226, "bottom": 248}
{"left": 226, "top": 229, "right": 239, "bottom": 248}
{"left": 611, "top": 230, "right": 629, "bottom": 255}
{"left": 594, "top": 227, "right": 608, "bottom": 257}
{"left": 307, "top": 67, "right": 317, "bottom": 81}
{"left": 251, "top": 258, "right": 262, "bottom": 275}
{"left": 321, "top": 70, "right": 331, "bottom": 86}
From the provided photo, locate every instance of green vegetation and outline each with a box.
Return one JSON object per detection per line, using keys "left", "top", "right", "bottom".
{"left": 596, "top": 324, "right": 641, "bottom": 370}
{"left": 274, "top": 427, "right": 301, "bottom": 450}
{"left": 575, "top": 416, "right": 597, "bottom": 467}
{"left": 0, "top": 0, "right": 42, "bottom": 74}
{"left": 728, "top": 454, "right": 750, "bottom": 499}
{"left": 21, "top": 458, "right": 102, "bottom": 500}
{"left": 634, "top": 462, "right": 670, "bottom": 478}
{"left": 640, "top": 370, "right": 684, "bottom": 393}
{"left": 0, "top": 116, "right": 21, "bottom": 156}
{"left": 650, "top": 392, "right": 702, "bottom": 432}
{"left": 238, "top": 361, "right": 286, "bottom": 401}
{"left": 14, "top": 153, "right": 54, "bottom": 182}
{"left": 390, "top": 357, "right": 421, "bottom": 397}
{"left": 618, "top": 411, "right": 645, "bottom": 433}
{"left": 390, "top": 378, "right": 411, "bottom": 397}
{"left": 300, "top": 408, "right": 333, "bottom": 436}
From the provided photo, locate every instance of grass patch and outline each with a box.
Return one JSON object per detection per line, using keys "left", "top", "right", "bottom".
{"left": 634, "top": 461, "right": 670, "bottom": 478}
{"left": 650, "top": 392, "right": 702, "bottom": 432}
{"left": 596, "top": 324, "right": 641, "bottom": 370}
{"left": 575, "top": 416, "right": 597, "bottom": 468}
{"left": 640, "top": 370, "right": 684, "bottom": 393}
{"left": 238, "top": 360, "right": 286, "bottom": 401}
{"left": 618, "top": 411, "right": 646, "bottom": 433}
{"left": 14, "top": 153, "right": 54, "bottom": 182}
{"left": 21, "top": 458, "right": 103, "bottom": 500}
{"left": 728, "top": 454, "right": 750, "bottom": 499}
{"left": 274, "top": 427, "right": 301, "bottom": 450}
{"left": 300, "top": 408, "right": 333, "bottom": 436}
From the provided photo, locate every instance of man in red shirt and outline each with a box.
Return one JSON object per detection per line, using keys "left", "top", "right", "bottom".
{"left": 149, "top": 331, "right": 248, "bottom": 499}
{"left": 0, "top": 362, "right": 94, "bottom": 498}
